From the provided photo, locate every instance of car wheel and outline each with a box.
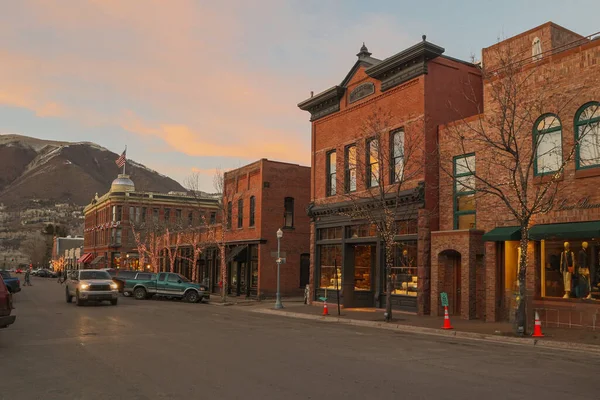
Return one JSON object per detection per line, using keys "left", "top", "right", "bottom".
{"left": 76, "top": 291, "right": 85, "bottom": 306}
{"left": 184, "top": 290, "right": 200, "bottom": 303}
{"left": 66, "top": 288, "right": 73, "bottom": 303}
{"left": 134, "top": 287, "right": 147, "bottom": 300}
{"left": 110, "top": 299, "right": 118, "bottom": 306}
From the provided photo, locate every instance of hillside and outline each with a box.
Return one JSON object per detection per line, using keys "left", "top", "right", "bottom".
{"left": 0, "top": 134, "right": 186, "bottom": 207}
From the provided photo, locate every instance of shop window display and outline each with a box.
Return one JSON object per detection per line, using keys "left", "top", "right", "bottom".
{"left": 543, "top": 239, "right": 598, "bottom": 300}
{"left": 353, "top": 245, "right": 373, "bottom": 291}
{"left": 319, "top": 245, "right": 342, "bottom": 289}
{"left": 390, "top": 242, "right": 418, "bottom": 296}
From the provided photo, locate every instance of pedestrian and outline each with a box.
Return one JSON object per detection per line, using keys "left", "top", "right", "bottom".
{"left": 24, "top": 267, "right": 32, "bottom": 286}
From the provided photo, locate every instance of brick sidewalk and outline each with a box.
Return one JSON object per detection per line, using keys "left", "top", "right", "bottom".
{"left": 246, "top": 301, "right": 600, "bottom": 351}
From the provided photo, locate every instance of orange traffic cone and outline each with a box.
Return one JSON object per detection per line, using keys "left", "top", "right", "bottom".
{"left": 532, "top": 311, "right": 544, "bottom": 337}
{"left": 322, "top": 299, "right": 329, "bottom": 316}
{"left": 442, "top": 306, "right": 453, "bottom": 330}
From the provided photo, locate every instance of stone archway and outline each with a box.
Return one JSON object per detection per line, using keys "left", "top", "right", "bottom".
{"left": 437, "top": 250, "right": 462, "bottom": 316}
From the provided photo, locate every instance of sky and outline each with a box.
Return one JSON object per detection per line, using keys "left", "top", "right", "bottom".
{"left": 0, "top": 1, "right": 598, "bottom": 191}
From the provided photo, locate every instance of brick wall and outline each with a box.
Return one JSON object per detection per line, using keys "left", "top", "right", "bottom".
{"left": 223, "top": 159, "right": 310, "bottom": 298}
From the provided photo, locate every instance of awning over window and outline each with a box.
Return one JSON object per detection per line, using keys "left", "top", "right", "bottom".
{"left": 528, "top": 221, "right": 600, "bottom": 240}
{"left": 482, "top": 226, "right": 521, "bottom": 242}
{"left": 226, "top": 245, "right": 248, "bottom": 263}
{"left": 77, "top": 253, "right": 93, "bottom": 264}
{"left": 90, "top": 256, "right": 105, "bottom": 265}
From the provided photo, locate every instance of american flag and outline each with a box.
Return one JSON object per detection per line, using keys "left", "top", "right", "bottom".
{"left": 115, "top": 148, "right": 126, "bottom": 168}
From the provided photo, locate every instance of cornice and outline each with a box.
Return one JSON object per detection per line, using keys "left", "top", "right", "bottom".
{"left": 298, "top": 86, "right": 346, "bottom": 121}
{"left": 366, "top": 40, "right": 444, "bottom": 92}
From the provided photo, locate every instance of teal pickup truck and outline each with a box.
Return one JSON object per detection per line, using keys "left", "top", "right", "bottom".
{"left": 123, "top": 272, "right": 209, "bottom": 303}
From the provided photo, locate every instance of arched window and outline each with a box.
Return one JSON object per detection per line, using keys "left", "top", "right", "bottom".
{"left": 575, "top": 102, "right": 600, "bottom": 169}
{"left": 532, "top": 37, "right": 542, "bottom": 61}
{"left": 534, "top": 114, "right": 563, "bottom": 176}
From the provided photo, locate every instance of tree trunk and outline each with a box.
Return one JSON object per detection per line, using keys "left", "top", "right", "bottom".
{"left": 385, "top": 248, "right": 394, "bottom": 322}
{"left": 516, "top": 224, "right": 529, "bottom": 336}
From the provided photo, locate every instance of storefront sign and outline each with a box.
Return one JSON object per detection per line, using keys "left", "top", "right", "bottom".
{"left": 556, "top": 197, "right": 600, "bottom": 211}
{"left": 440, "top": 292, "right": 449, "bottom": 307}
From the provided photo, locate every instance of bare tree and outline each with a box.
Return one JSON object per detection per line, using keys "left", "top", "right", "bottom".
{"left": 21, "top": 234, "right": 48, "bottom": 266}
{"left": 321, "top": 108, "right": 425, "bottom": 322}
{"left": 441, "top": 39, "right": 595, "bottom": 334}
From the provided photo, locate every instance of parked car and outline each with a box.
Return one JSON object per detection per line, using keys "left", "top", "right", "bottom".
{"left": 65, "top": 269, "right": 119, "bottom": 306}
{"left": 0, "top": 271, "right": 20, "bottom": 294}
{"left": 105, "top": 269, "right": 140, "bottom": 296}
{"left": 0, "top": 275, "right": 16, "bottom": 329}
{"left": 15, "top": 268, "right": 23, "bottom": 274}
{"left": 124, "top": 272, "right": 209, "bottom": 303}
{"left": 36, "top": 269, "right": 56, "bottom": 278}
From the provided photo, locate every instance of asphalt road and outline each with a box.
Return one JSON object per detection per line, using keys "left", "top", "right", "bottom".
{"left": 0, "top": 277, "right": 597, "bottom": 400}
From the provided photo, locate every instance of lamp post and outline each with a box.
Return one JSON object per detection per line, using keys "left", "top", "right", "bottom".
{"left": 275, "top": 228, "right": 284, "bottom": 309}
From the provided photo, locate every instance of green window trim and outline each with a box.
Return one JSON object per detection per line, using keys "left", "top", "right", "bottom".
{"left": 574, "top": 101, "right": 600, "bottom": 171}
{"left": 453, "top": 153, "right": 476, "bottom": 230}
{"left": 533, "top": 113, "right": 563, "bottom": 177}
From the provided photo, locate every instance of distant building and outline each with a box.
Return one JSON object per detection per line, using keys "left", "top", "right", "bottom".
{"left": 82, "top": 174, "right": 219, "bottom": 269}
{"left": 52, "top": 236, "right": 84, "bottom": 269}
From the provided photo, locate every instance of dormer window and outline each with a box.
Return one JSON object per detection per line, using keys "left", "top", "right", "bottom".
{"left": 532, "top": 37, "right": 542, "bottom": 61}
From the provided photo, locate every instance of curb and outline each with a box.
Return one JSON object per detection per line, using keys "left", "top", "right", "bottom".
{"left": 250, "top": 308, "right": 600, "bottom": 354}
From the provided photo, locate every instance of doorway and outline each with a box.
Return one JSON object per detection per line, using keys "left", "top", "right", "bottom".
{"left": 438, "top": 250, "right": 462, "bottom": 316}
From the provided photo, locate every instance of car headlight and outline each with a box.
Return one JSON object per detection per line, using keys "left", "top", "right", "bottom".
{"left": 80, "top": 283, "right": 90, "bottom": 290}
{"left": 110, "top": 283, "right": 118, "bottom": 290}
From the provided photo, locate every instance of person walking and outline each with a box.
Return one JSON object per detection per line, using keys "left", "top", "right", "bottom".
{"left": 24, "top": 267, "right": 32, "bottom": 286}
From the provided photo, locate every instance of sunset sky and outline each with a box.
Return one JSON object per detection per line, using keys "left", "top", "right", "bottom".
{"left": 0, "top": 1, "right": 598, "bottom": 191}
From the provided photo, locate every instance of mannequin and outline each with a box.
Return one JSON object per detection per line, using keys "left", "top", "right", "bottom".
{"left": 560, "top": 242, "right": 575, "bottom": 298}
{"left": 578, "top": 242, "right": 592, "bottom": 299}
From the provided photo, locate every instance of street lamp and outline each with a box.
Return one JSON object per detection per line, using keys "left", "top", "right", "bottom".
{"left": 275, "top": 228, "right": 284, "bottom": 309}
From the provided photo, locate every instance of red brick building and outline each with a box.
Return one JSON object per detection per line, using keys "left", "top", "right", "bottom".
{"left": 209, "top": 159, "right": 311, "bottom": 298}
{"left": 433, "top": 22, "right": 600, "bottom": 327}
{"left": 298, "top": 40, "right": 482, "bottom": 313}
{"left": 82, "top": 174, "right": 219, "bottom": 269}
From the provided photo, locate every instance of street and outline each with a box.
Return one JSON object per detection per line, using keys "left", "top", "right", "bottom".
{"left": 0, "top": 278, "right": 597, "bottom": 400}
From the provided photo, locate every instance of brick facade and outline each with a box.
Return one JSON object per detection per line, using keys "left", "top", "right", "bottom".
{"left": 299, "top": 41, "right": 482, "bottom": 313}
{"left": 433, "top": 22, "right": 600, "bottom": 325}
{"left": 222, "top": 159, "right": 310, "bottom": 298}
{"left": 83, "top": 174, "right": 218, "bottom": 270}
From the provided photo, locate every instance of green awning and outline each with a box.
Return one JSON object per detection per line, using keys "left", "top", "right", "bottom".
{"left": 482, "top": 226, "right": 521, "bottom": 242}
{"left": 528, "top": 221, "right": 600, "bottom": 240}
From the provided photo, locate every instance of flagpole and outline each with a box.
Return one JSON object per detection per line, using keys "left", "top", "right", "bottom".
{"left": 123, "top": 145, "right": 127, "bottom": 175}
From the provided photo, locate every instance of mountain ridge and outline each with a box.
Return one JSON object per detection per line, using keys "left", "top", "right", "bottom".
{"left": 0, "top": 134, "right": 186, "bottom": 207}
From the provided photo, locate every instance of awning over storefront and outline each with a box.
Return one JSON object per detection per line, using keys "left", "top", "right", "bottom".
{"left": 482, "top": 226, "right": 521, "bottom": 242}
{"left": 528, "top": 221, "right": 600, "bottom": 240}
{"left": 226, "top": 245, "right": 248, "bottom": 263}
{"left": 77, "top": 253, "right": 93, "bottom": 264}
{"left": 90, "top": 256, "right": 105, "bottom": 265}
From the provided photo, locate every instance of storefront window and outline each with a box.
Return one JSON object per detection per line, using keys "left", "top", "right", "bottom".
{"left": 543, "top": 239, "right": 597, "bottom": 300}
{"left": 111, "top": 253, "right": 121, "bottom": 269}
{"left": 346, "top": 224, "right": 377, "bottom": 238}
{"left": 390, "top": 242, "right": 418, "bottom": 296}
{"left": 319, "top": 245, "right": 342, "bottom": 289}
{"left": 318, "top": 227, "right": 342, "bottom": 240}
{"left": 353, "top": 245, "right": 373, "bottom": 291}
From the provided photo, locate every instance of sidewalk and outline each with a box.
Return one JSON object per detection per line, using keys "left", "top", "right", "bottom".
{"left": 244, "top": 300, "right": 600, "bottom": 353}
